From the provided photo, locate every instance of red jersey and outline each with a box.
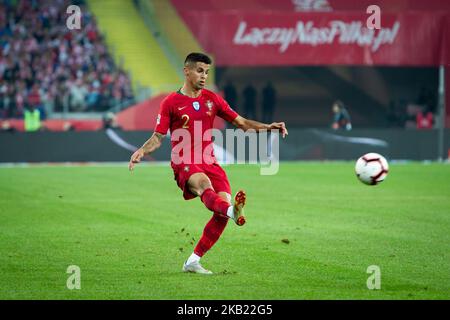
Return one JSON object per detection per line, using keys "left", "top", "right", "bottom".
{"left": 154, "top": 88, "right": 239, "bottom": 164}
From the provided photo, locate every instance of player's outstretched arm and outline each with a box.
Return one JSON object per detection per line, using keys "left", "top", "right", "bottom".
{"left": 232, "top": 115, "right": 288, "bottom": 138}
{"left": 128, "top": 132, "right": 165, "bottom": 171}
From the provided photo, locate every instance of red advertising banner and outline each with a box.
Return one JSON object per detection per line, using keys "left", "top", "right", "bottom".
{"left": 172, "top": 1, "right": 450, "bottom": 66}
{"left": 171, "top": 0, "right": 450, "bottom": 13}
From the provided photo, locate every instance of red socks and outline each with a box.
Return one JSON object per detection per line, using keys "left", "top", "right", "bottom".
{"left": 200, "top": 188, "right": 230, "bottom": 217}
{"left": 194, "top": 213, "right": 229, "bottom": 257}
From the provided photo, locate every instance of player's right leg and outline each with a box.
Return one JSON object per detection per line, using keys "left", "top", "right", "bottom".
{"left": 187, "top": 173, "right": 232, "bottom": 218}
{"left": 204, "top": 163, "right": 246, "bottom": 226}
{"left": 187, "top": 174, "right": 246, "bottom": 225}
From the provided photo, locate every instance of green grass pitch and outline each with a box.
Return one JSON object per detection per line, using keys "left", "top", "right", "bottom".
{"left": 0, "top": 162, "right": 449, "bottom": 299}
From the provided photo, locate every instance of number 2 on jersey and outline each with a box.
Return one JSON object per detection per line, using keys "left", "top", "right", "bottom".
{"left": 181, "top": 114, "right": 190, "bottom": 129}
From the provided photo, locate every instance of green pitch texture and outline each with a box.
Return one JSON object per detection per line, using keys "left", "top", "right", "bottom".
{"left": 0, "top": 163, "right": 449, "bottom": 299}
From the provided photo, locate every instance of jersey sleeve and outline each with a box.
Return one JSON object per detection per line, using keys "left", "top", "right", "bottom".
{"left": 216, "top": 94, "right": 239, "bottom": 123}
{"left": 154, "top": 97, "right": 171, "bottom": 135}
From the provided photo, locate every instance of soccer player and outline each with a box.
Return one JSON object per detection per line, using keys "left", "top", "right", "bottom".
{"left": 129, "top": 53, "right": 288, "bottom": 274}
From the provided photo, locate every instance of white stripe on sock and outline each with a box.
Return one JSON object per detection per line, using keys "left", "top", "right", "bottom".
{"left": 186, "top": 253, "right": 201, "bottom": 265}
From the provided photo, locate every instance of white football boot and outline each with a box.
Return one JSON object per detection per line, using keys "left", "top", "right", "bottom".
{"left": 182, "top": 261, "right": 213, "bottom": 275}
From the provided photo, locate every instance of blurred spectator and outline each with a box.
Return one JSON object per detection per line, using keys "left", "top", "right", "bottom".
{"left": 0, "top": 0, "right": 134, "bottom": 117}
{"left": 262, "top": 82, "right": 276, "bottom": 124}
{"left": 24, "top": 105, "right": 41, "bottom": 132}
{"left": 416, "top": 86, "right": 436, "bottom": 113}
{"left": 27, "top": 83, "right": 46, "bottom": 119}
{"left": 413, "top": 87, "right": 436, "bottom": 129}
{"left": 405, "top": 103, "right": 423, "bottom": 129}
{"left": 69, "top": 78, "right": 88, "bottom": 111}
{"left": 86, "top": 83, "right": 100, "bottom": 110}
{"left": 0, "top": 80, "right": 6, "bottom": 118}
{"left": 243, "top": 84, "right": 257, "bottom": 120}
{"left": 331, "top": 100, "right": 352, "bottom": 130}
{"left": 416, "top": 109, "right": 434, "bottom": 129}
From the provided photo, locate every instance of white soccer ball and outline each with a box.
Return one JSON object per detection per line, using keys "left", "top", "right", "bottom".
{"left": 355, "top": 153, "right": 389, "bottom": 185}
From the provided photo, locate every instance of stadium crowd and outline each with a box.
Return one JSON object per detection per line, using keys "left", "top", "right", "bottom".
{"left": 0, "top": 0, "right": 134, "bottom": 119}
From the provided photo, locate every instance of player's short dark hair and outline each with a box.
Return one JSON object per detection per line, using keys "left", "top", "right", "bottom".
{"left": 184, "top": 52, "right": 212, "bottom": 66}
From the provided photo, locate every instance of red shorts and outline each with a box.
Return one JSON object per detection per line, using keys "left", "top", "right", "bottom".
{"left": 171, "top": 162, "right": 231, "bottom": 200}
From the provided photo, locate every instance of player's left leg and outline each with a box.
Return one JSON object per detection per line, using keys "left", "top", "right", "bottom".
{"left": 206, "top": 163, "right": 246, "bottom": 226}
{"left": 192, "top": 192, "right": 230, "bottom": 255}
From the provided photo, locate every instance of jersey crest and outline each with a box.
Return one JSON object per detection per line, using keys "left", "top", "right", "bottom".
{"left": 206, "top": 100, "right": 214, "bottom": 111}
